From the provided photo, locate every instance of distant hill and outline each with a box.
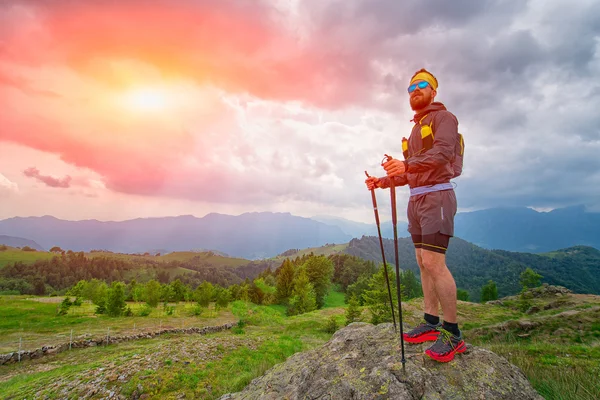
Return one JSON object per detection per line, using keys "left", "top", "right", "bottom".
{"left": 343, "top": 236, "right": 600, "bottom": 301}
{"left": 454, "top": 205, "right": 600, "bottom": 252}
{"left": 0, "top": 235, "right": 44, "bottom": 251}
{"left": 316, "top": 205, "right": 600, "bottom": 253}
{"left": 0, "top": 213, "right": 351, "bottom": 259}
{"left": 312, "top": 215, "right": 409, "bottom": 240}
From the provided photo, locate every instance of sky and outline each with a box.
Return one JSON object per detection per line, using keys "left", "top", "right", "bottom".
{"left": 0, "top": 0, "right": 599, "bottom": 224}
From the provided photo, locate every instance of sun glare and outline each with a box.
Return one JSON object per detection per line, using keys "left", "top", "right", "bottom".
{"left": 121, "top": 87, "right": 171, "bottom": 113}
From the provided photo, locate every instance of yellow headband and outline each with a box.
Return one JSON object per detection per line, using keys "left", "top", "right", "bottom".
{"left": 410, "top": 71, "right": 438, "bottom": 90}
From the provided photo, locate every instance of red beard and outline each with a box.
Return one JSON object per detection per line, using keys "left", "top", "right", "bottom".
{"left": 410, "top": 91, "right": 432, "bottom": 111}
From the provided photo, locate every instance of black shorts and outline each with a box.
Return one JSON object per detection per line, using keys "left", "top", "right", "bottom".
{"left": 411, "top": 233, "right": 451, "bottom": 254}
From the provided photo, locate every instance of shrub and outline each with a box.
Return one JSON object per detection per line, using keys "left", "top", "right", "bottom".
{"left": 324, "top": 316, "right": 339, "bottom": 334}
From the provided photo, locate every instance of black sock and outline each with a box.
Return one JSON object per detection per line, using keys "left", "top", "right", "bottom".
{"left": 442, "top": 321, "right": 460, "bottom": 337}
{"left": 424, "top": 313, "right": 440, "bottom": 325}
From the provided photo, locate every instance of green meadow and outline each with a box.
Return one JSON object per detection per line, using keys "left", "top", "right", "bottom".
{"left": 1, "top": 289, "right": 599, "bottom": 400}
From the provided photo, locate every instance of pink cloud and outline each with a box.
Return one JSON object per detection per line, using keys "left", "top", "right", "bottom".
{"left": 23, "top": 167, "right": 72, "bottom": 188}
{"left": 0, "top": 0, "right": 375, "bottom": 108}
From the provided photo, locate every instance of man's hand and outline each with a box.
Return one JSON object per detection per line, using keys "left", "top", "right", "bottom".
{"left": 382, "top": 157, "right": 406, "bottom": 177}
{"left": 365, "top": 176, "right": 380, "bottom": 190}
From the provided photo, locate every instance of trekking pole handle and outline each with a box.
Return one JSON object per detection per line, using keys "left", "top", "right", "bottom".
{"left": 381, "top": 154, "right": 393, "bottom": 165}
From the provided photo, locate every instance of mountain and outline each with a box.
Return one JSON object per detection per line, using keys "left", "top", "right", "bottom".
{"left": 317, "top": 205, "right": 600, "bottom": 253}
{"left": 454, "top": 205, "right": 600, "bottom": 252}
{"left": 0, "top": 235, "right": 45, "bottom": 251}
{"left": 312, "top": 215, "right": 409, "bottom": 239}
{"left": 0, "top": 213, "right": 351, "bottom": 260}
{"left": 343, "top": 236, "right": 600, "bottom": 301}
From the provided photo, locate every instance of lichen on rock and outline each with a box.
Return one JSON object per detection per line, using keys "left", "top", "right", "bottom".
{"left": 219, "top": 322, "right": 543, "bottom": 400}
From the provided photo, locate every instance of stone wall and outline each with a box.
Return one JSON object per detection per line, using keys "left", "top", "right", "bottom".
{"left": 0, "top": 322, "right": 235, "bottom": 366}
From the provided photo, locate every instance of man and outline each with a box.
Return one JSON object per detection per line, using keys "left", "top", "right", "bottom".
{"left": 364, "top": 68, "right": 465, "bottom": 362}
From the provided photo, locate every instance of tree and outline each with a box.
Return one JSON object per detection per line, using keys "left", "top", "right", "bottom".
{"left": 345, "top": 295, "right": 361, "bottom": 325}
{"left": 287, "top": 268, "right": 317, "bottom": 316}
{"left": 194, "top": 281, "right": 214, "bottom": 307}
{"left": 33, "top": 277, "right": 46, "bottom": 296}
{"left": 276, "top": 259, "right": 295, "bottom": 302}
{"left": 345, "top": 273, "right": 373, "bottom": 305}
{"left": 363, "top": 267, "right": 398, "bottom": 324}
{"left": 254, "top": 278, "right": 276, "bottom": 305}
{"left": 215, "top": 286, "right": 231, "bottom": 309}
{"left": 401, "top": 269, "right": 422, "bottom": 300}
{"left": 58, "top": 297, "right": 72, "bottom": 315}
{"left": 144, "top": 280, "right": 161, "bottom": 308}
{"left": 481, "top": 280, "right": 498, "bottom": 302}
{"left": 457, "top": 289, "right": 470, "bottom": 301}
{"left": 106, "top": 281, "right": 126, "bottom": 317}
{"left": 170, "top": 279, "right": 187, "bottom": 302}
{"left": 50, "top": 246, "right": 63, "bottom": 253}
{"left": 303, "top": 255, "right": 334, "bottom": 309}
{"left": 520, "top": 268, "right": 543, "bottom": 289}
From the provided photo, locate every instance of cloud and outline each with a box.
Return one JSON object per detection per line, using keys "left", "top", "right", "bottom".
{"left": 23, "top": 167, "right": 72, "bottom": 188}
{"left": 0, "top": 173, "right": 19, "bottom": 196}
{"left": 0, "top": 0, "right": 599, "bottom": 218}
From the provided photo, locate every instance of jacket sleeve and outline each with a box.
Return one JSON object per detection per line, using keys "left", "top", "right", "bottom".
{"left": 378, "top": 174, "right": 408, "bottom": 188}
{"left": 406, "top": 112, "right": 457, "bottom": 173}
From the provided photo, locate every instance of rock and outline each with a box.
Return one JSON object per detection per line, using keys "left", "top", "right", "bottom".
{"left": 219, "top": 323, "right": 542, "bottom": 400}
{"left": 525, "top": 306, "right": 541, "bottom": 315}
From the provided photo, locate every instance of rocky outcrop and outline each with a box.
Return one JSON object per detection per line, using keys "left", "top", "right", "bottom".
{"left": 0, "top": 323, "right": 234, "bottom": 365}
{"left": 220, "top": 323, "right": 542, "bottom": 400}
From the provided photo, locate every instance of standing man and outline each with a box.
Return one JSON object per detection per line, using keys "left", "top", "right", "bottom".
{"left": 365, "top": 68, "right": 466, "bottom": 362}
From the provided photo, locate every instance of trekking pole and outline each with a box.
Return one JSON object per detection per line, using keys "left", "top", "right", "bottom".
{"left": 382, "top": 154, "right": 406, "bottom": 369}
{"left": 365, "top": 171, "right": 397, "bottom": 332}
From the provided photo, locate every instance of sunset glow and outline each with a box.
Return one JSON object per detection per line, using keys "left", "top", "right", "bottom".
{"left": 120, "top": 87, "right": 172, "bottom": 113}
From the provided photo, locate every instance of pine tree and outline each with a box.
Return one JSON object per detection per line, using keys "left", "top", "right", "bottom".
{"left": 106, "top": 281, "right": 126, "bottom": 317}
{"left": 345, "top": 294, "right": 361, "bottom": 325}
{"left": 144, "top": 279, "right": 161, "bottom": 308}
{"left": 303, "top": 255, "right": 334, "bottom": 309}
{"left": 363, "top": 267, "right": 398, "bottom": 324}
{"left": 287, "top": 268, "right": 317, "bottom": 316}
{"left": 194, "top": 281, "right": 214, "bottom": 307}
{"left": 276, "top": 259, "right": 295, "bottom": 302}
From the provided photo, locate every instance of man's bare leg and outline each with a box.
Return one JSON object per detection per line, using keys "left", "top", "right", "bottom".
{"left": 415, "top": 248, "right": 440, "bottom": 318}
{"left": 420, "top": 249, "right": 457, "bottom": 323}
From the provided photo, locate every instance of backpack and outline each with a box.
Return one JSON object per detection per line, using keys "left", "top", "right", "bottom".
{"left": 402, "top": 113, "right": 464, "bottom": 178}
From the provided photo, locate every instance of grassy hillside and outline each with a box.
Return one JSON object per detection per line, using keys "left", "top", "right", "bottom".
{"left": 0, "top": 248, "right": 56, "bottom": 269}
{"left": 1, "top": 288, "right": 599, "bottom": 399}
{"left": 271, "top": 243, "right": 348, "bottom": 262}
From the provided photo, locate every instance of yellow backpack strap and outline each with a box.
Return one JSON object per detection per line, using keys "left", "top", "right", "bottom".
{"left": 402, "top": 137, "right": 409, "bottom": 159}
{"left": 419, "top": 113, "right": 434, "bottom": 150}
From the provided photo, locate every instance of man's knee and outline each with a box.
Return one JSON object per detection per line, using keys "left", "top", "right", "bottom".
{"left": 420, "top": 250, "right": 446, "bottom": 273}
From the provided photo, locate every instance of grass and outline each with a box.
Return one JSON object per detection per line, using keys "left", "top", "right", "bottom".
{"left": 0, "top": 296, "right": 235, "bottom": 353}
{"left": 1, "top": 290, "right": 599, "bottom": 399}
{"left": 0, "top": 248, "right": 56, "bottom": 268}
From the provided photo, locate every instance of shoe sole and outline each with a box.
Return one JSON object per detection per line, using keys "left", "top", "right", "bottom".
{"left": 403, "top": 332, "right": 440, "bottom": 344}
{"left": 425, "top": 341, "right": 467, "bottom": 362}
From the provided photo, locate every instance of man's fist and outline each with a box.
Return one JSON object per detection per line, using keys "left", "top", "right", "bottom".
{"left": 382, "top": 158, "right": 406, "bottom": 177}
{"left": 365, "top": 176, "right": 380, "bottom": 190}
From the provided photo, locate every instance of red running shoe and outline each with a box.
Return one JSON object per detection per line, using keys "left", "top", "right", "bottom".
{"left": 403, "top": 321, "right": 442, "bottom": 343}
{"left": 424, "top": 329, "right": 466, "bottom": 362}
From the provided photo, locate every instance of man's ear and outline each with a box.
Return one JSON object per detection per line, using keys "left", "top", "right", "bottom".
{"left": 431, "top": 89, "right": 437, "bottom": 100}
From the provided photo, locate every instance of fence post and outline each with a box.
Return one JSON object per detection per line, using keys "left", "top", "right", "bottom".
{"left": 106, "top": 328, "right": 110, "bottom": 346}
{"left": 70, "top": 329, "right": 73, "bottom": 350}
{"left": 18, "top": 337, "right": 22, "bottom": 362}
{"left": 159, "top": 321, "right": 162, "bottom": 336}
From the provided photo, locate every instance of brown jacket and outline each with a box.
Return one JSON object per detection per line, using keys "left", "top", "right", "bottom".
{"left": 379, "top": 102, "right": 460, "bottom": 189}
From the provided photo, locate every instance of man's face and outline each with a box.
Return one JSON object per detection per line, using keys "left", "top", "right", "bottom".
{"left": 408, "top": 80, "right": 435, "bottom": 111}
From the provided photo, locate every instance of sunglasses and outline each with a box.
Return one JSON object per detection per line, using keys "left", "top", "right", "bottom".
{"left": 407, "top": 81, "right": 430, "bottom": 93}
